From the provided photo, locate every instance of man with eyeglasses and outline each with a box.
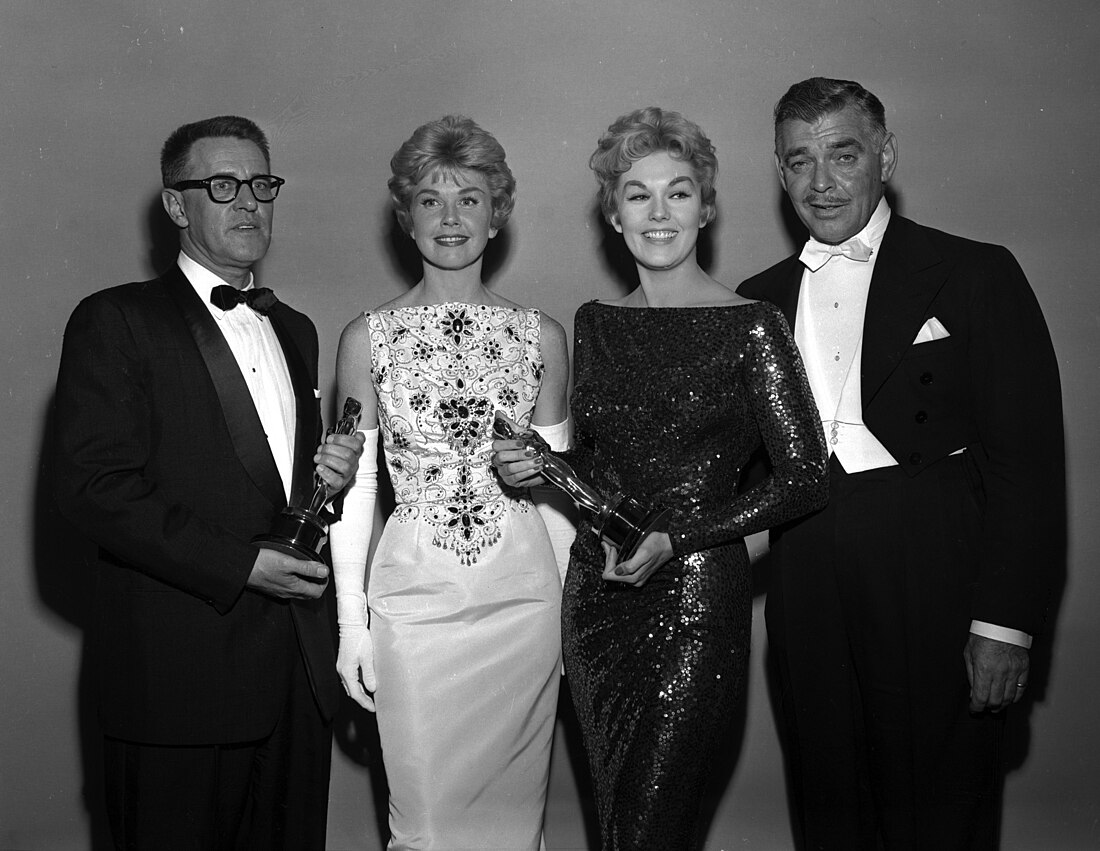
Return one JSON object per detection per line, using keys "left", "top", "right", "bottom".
{"left": 54, "top": 115, "right": 364, "bottom": 849}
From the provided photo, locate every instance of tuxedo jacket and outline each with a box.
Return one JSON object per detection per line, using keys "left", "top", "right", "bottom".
{"left": 54, "top": 265, "right": 341, "bottom": 745}
{"left": 738, "top": 214, "right": 1065, "bottom": 636}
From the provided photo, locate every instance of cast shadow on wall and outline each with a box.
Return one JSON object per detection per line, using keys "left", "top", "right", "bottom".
{"left": 34, "top": 395, "right": 113, "bottom": 849}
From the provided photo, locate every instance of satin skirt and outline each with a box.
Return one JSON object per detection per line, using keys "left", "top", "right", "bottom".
{"left": 369, "top": 501, "right": 562, "bottom": 851}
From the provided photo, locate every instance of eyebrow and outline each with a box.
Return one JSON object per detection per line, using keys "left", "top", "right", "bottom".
{"left": 622, "top": 175, "right": 697, "bottom": 191}
{"left": 827, "top": 135, "right": 866, "bottom": 151}
{"left": 782, "top": 136, "right": 867, "bottom": 160}
{"left": 415, "top": 184, "right": 487, "bottom": 198}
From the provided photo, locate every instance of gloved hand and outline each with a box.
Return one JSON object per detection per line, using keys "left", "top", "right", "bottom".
{"left": 336, "top": 590, "right": 376, "bottom": 711}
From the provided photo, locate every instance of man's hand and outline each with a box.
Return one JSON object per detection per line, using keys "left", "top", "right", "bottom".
{"left": 964, "top": 634, "right": 1029, "bottom": 713}
{"left": 314, "top": 431, "right": 366, "bottom": 493}
{"left": 601, "top": 532, "right": 674, "bottom": 587}
{"left": 247, "top": 547, "right": 329, "bottom": 599}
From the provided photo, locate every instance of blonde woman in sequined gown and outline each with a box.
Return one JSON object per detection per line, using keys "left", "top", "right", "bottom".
{"left": 328, "top": 116, "right": 571, "bottom": 851}
{"left": 496, "top": 108, "right": 829, "bottom": 850}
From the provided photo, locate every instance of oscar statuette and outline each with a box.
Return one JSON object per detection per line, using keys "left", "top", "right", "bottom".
{"left": 493, "top": 411, "right": 670, "bottom": 561}
{"left": 252, "top": 397, "right": 363, "bottom": 561}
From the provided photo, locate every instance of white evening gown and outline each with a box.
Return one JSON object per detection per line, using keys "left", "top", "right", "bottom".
{"left": 366, "top": 303, "right": 561, "bottom": 851}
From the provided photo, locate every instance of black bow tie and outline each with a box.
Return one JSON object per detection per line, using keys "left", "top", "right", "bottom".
{"left": 210, "top": 285, "right": 278, "bottom": 315}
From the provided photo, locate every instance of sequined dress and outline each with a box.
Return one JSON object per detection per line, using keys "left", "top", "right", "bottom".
{"left": 563, "top": 300, "right": 827, "bottom": 850}
{"left": 366, "top": 304, "right": 561, "bottom": 851}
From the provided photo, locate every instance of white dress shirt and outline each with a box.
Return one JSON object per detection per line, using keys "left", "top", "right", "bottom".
{"left": 179, "top": 253, "right": 297, "bottom": 503}
{"left": 795, "top": 197, "right": 895, "bottom": 473}
{"left": 794, "top": 201, "right": 1030, "bottom": 649}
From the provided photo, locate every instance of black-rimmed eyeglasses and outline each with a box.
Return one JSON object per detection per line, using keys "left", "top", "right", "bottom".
{"left": 172, "top": 174, "right": 285, "bottom": 203}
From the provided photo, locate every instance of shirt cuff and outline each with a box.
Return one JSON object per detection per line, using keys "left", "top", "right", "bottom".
{"left": 969, "top": 620, "right": 1032, "bottom": 649}
{"left": 531, "top": 417, "right": 571, "bottom": 452}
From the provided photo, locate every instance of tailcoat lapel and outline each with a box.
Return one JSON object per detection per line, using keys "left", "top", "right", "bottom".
{"left": 161, "top": 266, "right": 287, "bottom": 510}
{"left": 860, "top": 216, "right": 951, "bottom": 406}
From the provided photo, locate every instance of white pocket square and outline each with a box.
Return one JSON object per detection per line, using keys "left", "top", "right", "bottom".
{"left": 913, "top": 316, "right": 950, "bottom": 345}
{"left": 314, "top": 388, "right": 322, "bottom": 399}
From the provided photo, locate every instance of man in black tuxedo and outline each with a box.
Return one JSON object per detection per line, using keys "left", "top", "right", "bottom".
{"left": 738, "top": 79, "right": 1064, "bottom": 849}
{"left": 54, "top": 115, "right": 364, "bottom": 850}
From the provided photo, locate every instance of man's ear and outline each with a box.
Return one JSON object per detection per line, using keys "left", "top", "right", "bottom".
{"left": 161, "top": 189, "right": 188, "bottom": 228}
{"left": 773, "top": 153, "right": 788, "bottom": 193}
{"left": 879, "top": 132, "right": 898, "bottom": 183}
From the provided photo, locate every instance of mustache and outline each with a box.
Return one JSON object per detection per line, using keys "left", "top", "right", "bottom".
{"left": 803, "top": 196, "right": 848, "bottom": 205}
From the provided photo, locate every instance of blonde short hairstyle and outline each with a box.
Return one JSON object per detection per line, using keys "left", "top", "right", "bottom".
{"left": 589, "top": 107, "right": 718, "bottom": 226}
{"left": 388, "top": 115, "right": 516, "bottom": 234}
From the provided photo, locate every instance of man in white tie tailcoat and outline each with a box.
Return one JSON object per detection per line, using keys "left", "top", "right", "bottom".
{"left": 738, "top": 77, "right": 1064, "bottom": 851}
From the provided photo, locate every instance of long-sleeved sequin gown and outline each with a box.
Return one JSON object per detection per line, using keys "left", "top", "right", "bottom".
{"left": 562, "top": 300, "right": 828, "bottom": 850}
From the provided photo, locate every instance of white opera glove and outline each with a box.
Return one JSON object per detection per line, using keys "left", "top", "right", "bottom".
{"left": 531, "top": 418, "right": 577, "bottom": 587}
{"left": 336, "top": 594, "right": 375, "bottom": 711}
{"left": 329, "top": 428, "right": 378, "bottom": 711}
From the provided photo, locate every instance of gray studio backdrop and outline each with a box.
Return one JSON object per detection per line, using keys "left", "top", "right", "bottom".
{"left": 2, "top": 1, "right": 1096, "bottom": 848}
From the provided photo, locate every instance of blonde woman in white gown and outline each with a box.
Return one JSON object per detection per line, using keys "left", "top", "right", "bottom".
{"left": 328, "top": 115, "right": 573, "bottom": 851}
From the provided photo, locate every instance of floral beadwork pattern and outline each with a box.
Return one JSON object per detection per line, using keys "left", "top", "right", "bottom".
{"left": 438, "top": 396, "right": 493, "bottom": 453}
{"left": 441, "top": 306, "right": 477, "bottom": 347}
{"left": 367, "top": 303, "right": 544, "bottom": 565}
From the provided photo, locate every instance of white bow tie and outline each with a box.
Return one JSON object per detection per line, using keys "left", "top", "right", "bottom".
{"left": 799, "top": 237, "right": 874, "bottom": 272}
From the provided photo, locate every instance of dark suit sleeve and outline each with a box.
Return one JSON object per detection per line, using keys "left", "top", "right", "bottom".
{"left": 53, "top": 292, "right": 258, "bottom": 611}
{"left": 967, "top": 246, "right": 1064, "bottom": 634}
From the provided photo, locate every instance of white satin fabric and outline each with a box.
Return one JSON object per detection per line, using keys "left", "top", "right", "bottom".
{"left": 370, "top": 507, "right": 560, "bottom": 850}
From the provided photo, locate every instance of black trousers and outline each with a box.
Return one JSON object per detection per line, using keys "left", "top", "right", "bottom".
{"left": 103, "top": 651, "right": 332, "bottom": 851}
{"left": 767, "top": 454, "right": 1004, "bottom": 851}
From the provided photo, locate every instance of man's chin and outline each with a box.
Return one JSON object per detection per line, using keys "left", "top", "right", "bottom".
{"left": 805, "top": 219, "right": 857, "bottom": 245}
{"left": 228, "top": 239, "right": 271, "bottom": 265}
